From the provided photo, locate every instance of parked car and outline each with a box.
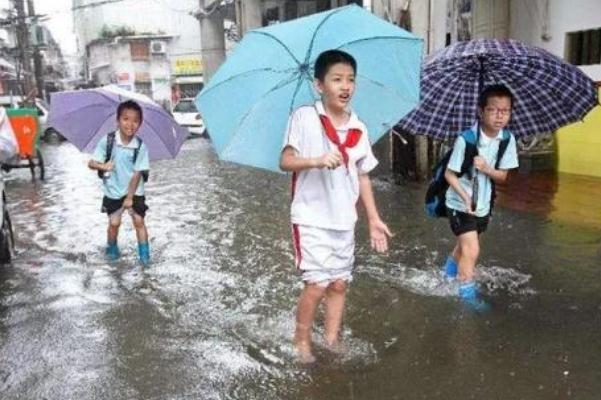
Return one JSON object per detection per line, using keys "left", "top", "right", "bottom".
{"left": 0, "top": 95, "right": 63, "bottom": 141}
{"left": 0, "top": 107, "right": 17, "bottom": 262}
{"left": 172, "top": 98, "right": 207, "bottom": 137}
{"left": 0, "top": 177, "right": 14, "bottom": 263}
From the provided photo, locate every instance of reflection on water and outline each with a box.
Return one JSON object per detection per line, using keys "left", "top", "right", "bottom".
{"left": 0, "top": 139, "right": 599, "bottom": 399}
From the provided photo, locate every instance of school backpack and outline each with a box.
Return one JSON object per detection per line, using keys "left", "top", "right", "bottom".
{"left": 424, "top": 128, "right": 511, "bottom": 218}
{"left": 97, "top": 131, "right": 149, "bottom": 182}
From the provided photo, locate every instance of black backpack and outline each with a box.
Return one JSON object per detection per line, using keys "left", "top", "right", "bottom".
{"left": 97, "top": 131, "right": 149, "bottom": 182}
{"left": 425, "top": 128, "right": 510, "bottom": 218}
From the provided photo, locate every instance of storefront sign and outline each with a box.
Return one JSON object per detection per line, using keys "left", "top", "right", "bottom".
{"left": 173, "top": 58, "right": 203, "bottom": 75}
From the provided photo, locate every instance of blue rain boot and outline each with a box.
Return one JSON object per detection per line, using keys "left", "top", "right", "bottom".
{"left": 459, "top": 281, "right": 490, "bottom": 312}
{"left": 138, "top": 241, "right": 150, "bottom": 267}
{"left": 106, "top": 241, "right": 120, "bottom": 261}
{"left": 443, "top": 255, "right": 458, "bottom": 279}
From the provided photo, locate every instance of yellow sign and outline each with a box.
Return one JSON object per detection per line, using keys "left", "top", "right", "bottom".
{"left": 173, "top": 58, "right": 203, "bottom": 75}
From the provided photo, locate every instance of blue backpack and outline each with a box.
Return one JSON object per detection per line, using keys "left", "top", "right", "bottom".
{"left": 425, "top": 128, "right": 510, "bottom": 218}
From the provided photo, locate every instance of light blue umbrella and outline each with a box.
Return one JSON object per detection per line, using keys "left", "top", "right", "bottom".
{"left": 196, "top": 4, "right": 423, "bottom": 172}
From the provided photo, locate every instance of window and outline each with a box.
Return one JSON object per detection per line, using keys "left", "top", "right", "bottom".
{"left": 130, "top": 41, "right": 149, "bottom": 61}
{"left": 173, "top": 100, "right": 197, "bottom": 113}
{"left": 179, "top": 83, "right": 203, "bottom": 98}
{"left": 566, "top": 28, "right": 601, "bottom": 66}
{"left": 135, "top": 82, "right": 152, "bottom": 98}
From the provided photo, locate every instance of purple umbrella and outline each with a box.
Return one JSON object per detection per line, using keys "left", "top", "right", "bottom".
{"left": 49, "top": 85, "right": 189, "bottom": 161}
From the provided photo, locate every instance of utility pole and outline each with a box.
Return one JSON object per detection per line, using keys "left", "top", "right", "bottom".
{"left": 13, "top": 0, "right": 32, "bottom": 97}
{"left": 235, "top": 0, "right": 261, "bottom": 36}
{"left": 197, "top": 0, "right": 226, "bottom": 83}
{"left": 27, "top": 0, "right": 44, "bottom": 101}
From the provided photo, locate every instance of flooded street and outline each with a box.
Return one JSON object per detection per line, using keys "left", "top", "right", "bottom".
{"left": 1, "top": 138, "right": 600, "bottom": 399}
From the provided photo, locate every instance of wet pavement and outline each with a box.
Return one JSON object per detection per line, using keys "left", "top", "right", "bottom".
{"left": 0, "top": 138, "right": 600, "bottom": 399}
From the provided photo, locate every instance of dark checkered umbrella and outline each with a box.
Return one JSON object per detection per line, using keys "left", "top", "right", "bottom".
{"left": 398, "top": 39, "right": 599, "bottom": 139}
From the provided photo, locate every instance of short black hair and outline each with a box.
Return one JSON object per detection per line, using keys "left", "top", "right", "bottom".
{"left": 478, "top": 84, "right": 514, "bottom": 109}
{"left": 313, "top": 49, "right": 357, "bottom": 81}
{"left": 116, "top": 100, "right": 143, "bottom": 122}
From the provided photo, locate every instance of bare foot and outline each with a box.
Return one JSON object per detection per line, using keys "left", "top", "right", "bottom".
{"left": 294, "top": 341, "right": 316, "bottom": 364}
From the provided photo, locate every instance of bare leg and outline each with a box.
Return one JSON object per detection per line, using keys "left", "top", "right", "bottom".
{"left": 131, "top": 212, "right": 148, "bottom": 243}
{"left": 107, "top": 213, "right": 121, "bottom": 243}
{"left": 457, "top": 231, "right": 479, "bottom": 282}
{"left": 294, "top": 282, "right": 326, "bottom": 363}
{"left": 324, "top": 279, "right": 347, "bottom": 348}
{"left": 452, "top": 243, "right": 462, "bottom": 265}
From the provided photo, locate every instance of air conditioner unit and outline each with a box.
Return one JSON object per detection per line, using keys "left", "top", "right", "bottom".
{"left": 150, "top": 41, "right": 167, "bottom": 54}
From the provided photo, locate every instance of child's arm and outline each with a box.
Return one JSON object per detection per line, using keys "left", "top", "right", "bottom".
{"left": 358, "top": 173, "right": 392, "bottom": 253}
{"left": 88, "top": 159, "right": 113, "bottom": 172}
{"left": 279, "top": 146, "right": 342, "bottom": 172}
{"left": 123, "top": 172, "right": 142, "bottom": 209}
{"left": 473, "top": 156, "right": 508, "bottom": 183}
{"left": 444, "top": 168, "right": 473, "bottom": 213}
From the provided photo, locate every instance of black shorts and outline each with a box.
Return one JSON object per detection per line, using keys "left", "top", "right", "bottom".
{"left": 447, "top": 207, "right": 489, "bottom": 236}
{"left": 101, "top": 195, "right": 148, "bottom": 217}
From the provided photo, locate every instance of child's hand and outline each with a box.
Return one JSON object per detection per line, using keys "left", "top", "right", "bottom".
{"left": 473, "top": 156, "right": 490, "bottom": 174}
{"left": 317, "top": 150, "right": 343, "bottom": 169}
{"left": 369, "top": 219, "right": 392, "bottom": 253}
{"left": 462, "top": 196, "right": 475, "bottom": 214}
{"left": 103, "top": 160, "right": 114, "bottom": 172}
{"left": 123, "top": 196, "right": 133, "bottom": 209}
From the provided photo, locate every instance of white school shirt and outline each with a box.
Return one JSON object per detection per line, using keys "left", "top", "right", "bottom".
{"left": 282, "top": 101, "right": 378, "bottom": 231}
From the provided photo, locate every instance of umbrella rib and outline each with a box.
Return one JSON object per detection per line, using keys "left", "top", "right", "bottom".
{"left": 50, "top": 102, "right": 114, "bottom": 121}
{"left": 304, "top": 7, "right": 348, "bottom": 64}
{"left": 84, "top": 112, "right": 116, "bottom": 151}
{"left": 142, "top": 116, "right": 174, "bottom": 158}
{"left": 221, "top": 75, "right": 299, "bottom": 157}
{"left": 400, "top": 68, "right": 473, "bottom": 138}
{"left": 355, "top": 73, "right": 418, "bottom": 104}
{"left": 249, "top": 31, "right": 302, "bottom": 66}
{"left": 337, "top": 35, "right": 423, "bottom": 49}
{"left": 288, "top": 74, "right": 308, "bottom": 116}
{"left": 198, "top": 67, "right": 295, "bottom": 99}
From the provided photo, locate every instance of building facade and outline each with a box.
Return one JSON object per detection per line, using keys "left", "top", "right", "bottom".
{"left": 87, "top": 35, "right": 173, "bottom": 106}
{"left": 73, "top": 0, "right": 204, "bottom": 106}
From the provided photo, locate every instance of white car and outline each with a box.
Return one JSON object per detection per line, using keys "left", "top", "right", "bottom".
{"left": 172, "top": 98, "right": 206, "bottom": 137}
{"left": 0, "top": 95, "right": 63, "bottom": 141}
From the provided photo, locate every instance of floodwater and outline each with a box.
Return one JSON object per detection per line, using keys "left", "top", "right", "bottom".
{"left": 0, "top": 138, "right": 600, "bottom": 399}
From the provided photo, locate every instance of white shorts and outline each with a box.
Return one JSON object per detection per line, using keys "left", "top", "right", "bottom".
{"left": 292, "top": 224, "right": 355, "bottom": 287}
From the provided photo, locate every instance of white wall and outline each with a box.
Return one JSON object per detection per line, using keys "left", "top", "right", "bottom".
{"left": 73, "top": 0, "right": 201, "bottom": 77}
{"left": 88, "top": 40, "right": 172, "bottom": 104}
{"left": 510, "top": 0, "right": 601, "bottom": 81}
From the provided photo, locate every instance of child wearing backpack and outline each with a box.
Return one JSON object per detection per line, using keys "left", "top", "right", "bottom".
{"left": 442, "top": 84, "right": 519, "bottom": 309}
{"left": 280, "top": 50, "right": 391, "bottom": 363}
{"left": 88, "top": 100, "right": 151, "bottom": 266}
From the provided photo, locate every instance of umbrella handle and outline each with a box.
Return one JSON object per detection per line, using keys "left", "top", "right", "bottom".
{"left": 471, "top": 172, "right": 478, "bottom": 212}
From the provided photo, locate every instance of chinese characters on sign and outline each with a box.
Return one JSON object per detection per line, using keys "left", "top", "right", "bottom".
{"left": 173, "top": 58, "right": 203, "bottom": 75}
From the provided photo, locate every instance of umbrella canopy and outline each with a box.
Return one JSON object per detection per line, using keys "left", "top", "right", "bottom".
{"left": 49, "top": 85, "right": 189, "bottom": 161}
{"left": 398, "top": 38, "right": 599, "bottom": 140}
{"left": 196, "top": 4, "right": 423, "bottom": 172}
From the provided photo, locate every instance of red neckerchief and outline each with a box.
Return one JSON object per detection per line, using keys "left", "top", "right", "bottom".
{"left": 318, "top": 114, "right": 362, "bottom": 169}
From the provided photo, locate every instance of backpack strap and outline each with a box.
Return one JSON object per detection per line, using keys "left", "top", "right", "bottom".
{"left": 133, "top": 136, "right": 141, "bottom": 164}
{"left": 494, "top": 130, "right": 511, "bottom": 169}
{"left": 98, "top": 131, "right": 116, "bottom": 179}
{"left": 105, "top": 131, "right": 116, "bottom": 163}
{"left": 133, "top": 136, "right": 149, "bottom": 182}
{"left": 458, "top": 128, "right": 478, "bottom": 177}
{"left": 490, "top": 130, "right": 512, "bottom": 214}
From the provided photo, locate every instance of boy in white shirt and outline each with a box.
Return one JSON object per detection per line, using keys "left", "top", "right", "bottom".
{"left": 280, "top": 50, "right": 391, "bottom": 363}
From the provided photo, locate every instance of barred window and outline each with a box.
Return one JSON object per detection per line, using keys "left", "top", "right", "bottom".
{"left": 130, "top": 41, "right": 149, "bottom": 61}
{"left": 566, "top": 28, "right": 601, "bottom": 66}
